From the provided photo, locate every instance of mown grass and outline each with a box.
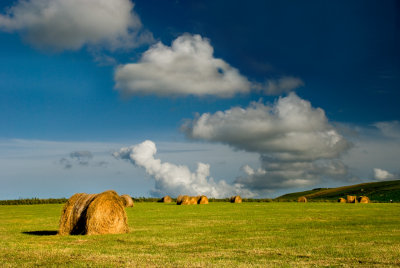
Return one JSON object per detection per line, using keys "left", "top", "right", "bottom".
{"left": 0, "top": 202, "right": 399, "bottom": 267}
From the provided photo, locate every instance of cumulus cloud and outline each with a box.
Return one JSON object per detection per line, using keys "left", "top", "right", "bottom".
{"left": 261, "top": 76, "right": 304, "bottom": 95}
{"left": 0, "top": 0, "right": 153, "bottom": 51}
{"left": 114, "top": 140, "right": 254, "bottom": 198}
{"left": 114, "top": 34, "right": 252, "bottom": 97}
{"left": 183, "top": 93, "right": 352, "bottom": 191}
{"left": 373, "top": 168, "right": 395, "bottom": 181}
{"left": 183, "top": 93, "right": 350, "bottom": 160}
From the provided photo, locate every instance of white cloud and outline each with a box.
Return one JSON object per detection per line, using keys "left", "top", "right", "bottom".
{"left": 373, "top": 168, "right": 395, "bottom": 181}
{"left": 114, "top": 34, "right": 252, "bottom": 97}
{"left": 261, "top": 76, "right": 304, "bottom": 95}
{"left": 373, "top": 121, "right": 400, "bottom": 139}
{"left": 114, "top": 140, "right": 254, "bottom": 198}
{"left": 183, "top": 93, "right": 349, "bottom": 160}
{"left": 0, "top": 0, "right": 153, "bottom": 51}
{"left": 183, "top": 93, "right": 352, "bottom": 191}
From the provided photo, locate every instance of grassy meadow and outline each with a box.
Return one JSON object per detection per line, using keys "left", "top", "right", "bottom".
{"left": 0, "top": 202, "right": 399, "bottom": 267}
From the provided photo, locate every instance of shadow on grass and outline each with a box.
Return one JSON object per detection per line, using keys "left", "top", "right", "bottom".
{"left": 22, "top": 230, "right": 58, "bottom": 236}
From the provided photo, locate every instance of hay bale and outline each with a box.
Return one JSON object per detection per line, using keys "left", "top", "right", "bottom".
{"left": 161, "top": 195, "right": 172, "bottom": 203}
{"left": 198, "top": 195, "right": 209, "bottom": 204}
{"left": 189, "top": 196, "right": 198, "bottom": 205}
{"left": 59, "top": 193, "right": 97, "bottom": 235}
{"left": 177, "top": 195, "right": 190, "bottom": 205}
{"left": 297, "top": 196, "right": 307, "bottom": 203}
{"left": 59, "top": 190, "right": 129, "bottom": 235}
{"left": 346, "top": 195, "right": 358, "bottom": 203}
{"left": 176, "top": 195, "right": 184, "bottom": 204}
{"left": 230, "top": 195, "right": 242, "bottom": 203}
{"left": 358, "top": 196, "right": 370, "bottom": 203}
{"left": 338, "top": 197, "right": 347, "bottom": 203}
{"left": 120, "top": 194, "right": 134, "bottom": 207}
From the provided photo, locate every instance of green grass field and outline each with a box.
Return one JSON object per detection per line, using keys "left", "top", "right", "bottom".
{"left": 0, "top": 202, "right": 399, "bottom": 267}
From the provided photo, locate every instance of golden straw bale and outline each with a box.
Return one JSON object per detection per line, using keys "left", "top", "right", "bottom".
{"left": 297, "top": 196, "right": 307, "bottom": 203}
{"left": 346, "top": 195, "right": 358, "bottom": 203}
{"left": 120, "top": 194, "right": 134, "bottom": 207}
{"left": 178, "top": 195, "right": 190, "bottom": 205}
{"left": 85, "top": 190, "right": 129, "bottom": 235}
{"left": 338, "top": 197, "right": 347, "bottom": 203}
{"left": 176, "top": 195, "right": 184, "bottom": 204}
{"left": 58, "top": 190, "right": 129, "bottom": 235}
{"left": 230, "top": 196, "right": 242, "bottom": 203}
{"left": 161, "top": 195, "right": 172, "bottom": 203}
{"left": 198, "top": 195, "right": 209, "bottom": 204}
{"left": 358, "top": 196, "right": 370, "bottom": 203}
{"left": 189, "top": 196, "right": 198, "bottom": 205}
{"left": 59, "top": 193, "right": 97, "bottom": 235}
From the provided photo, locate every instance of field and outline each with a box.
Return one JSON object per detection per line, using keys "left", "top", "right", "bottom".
{"left": 0, "top": 202, "right": 399, "bottom": 267}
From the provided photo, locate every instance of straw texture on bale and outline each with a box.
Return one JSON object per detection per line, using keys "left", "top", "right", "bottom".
{"left": 297, "top": 196, "right": 307, "bottom": 203}
{"left": 338, "top": 197, "right": 347, "bottom": 203}
{"left": 230, "top": 196, "right": 242, "bottom": 203}
{"left": 176, "top": 195, "right": 184, "bottom": 204}
{"left": 198, "top": 195, "right": 209, "bottom": 204}
{"left": 189, "top": 196, "right": 198, "bottom": 205}
{"left": 177, "top": 195, "right": 190, "bottom": 205}
{"left": 161, "top": 195, "right": 172, "bottom": 203}
{"left": 59, "top": 190, "right": 129, "bottom": 235}
{"left": 346, "top": 195, "right": 358, "bottom": 203}
{"left": 358, "top": 196, "right": 370, "bottom": 203}
{"left": 121, "top": 194, "right": 134, "bottom": 207}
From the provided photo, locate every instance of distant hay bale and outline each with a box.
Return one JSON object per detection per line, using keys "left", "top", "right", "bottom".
{"left": 338, "top": 197, "right": 347, "bottom": 203}
{"left": 120, "top": 194, "right": 134, "bottom": 207}
{"left": 177, "top": 195, "right": 190, "bottom": 205}
{"left": 161, "top": 195, "right": 172, "bottom": 203}
{"left": 297, "top": 196, "right": 307, "bottom": 203}
{"left": 198, "top": 195, "right": 209, "bottom": 204}
{"left": 346, "top": 195, "right": 358, "bottom": 203}
{"left": 189, "top": 196, "right": 198, "bottom": 205}
{"left": 176, "top": 195, "right": 184, "bottom": 204}
{"left": 358, "top": 196, "right": 370, "bottom": 203}
{"left": 230, "top": 196, "right": 242, "bottom": 203}
{"left": 59, "top": 190, "right": 129, "bottom": 235}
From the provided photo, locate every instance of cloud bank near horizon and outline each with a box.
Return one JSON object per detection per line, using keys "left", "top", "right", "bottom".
{"left": 114, "top": 140, "right": 254, "bottom": 198}
{"left": 183, "top": 93, "right": 353, "bottom": 191}
{"left": 0, "top": 0, "right": 153, "bottom": 51}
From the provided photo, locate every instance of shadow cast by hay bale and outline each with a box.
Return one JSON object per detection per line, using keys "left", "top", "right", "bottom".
{"left": 22, "top": 230, "right": 58, "bottom": 236}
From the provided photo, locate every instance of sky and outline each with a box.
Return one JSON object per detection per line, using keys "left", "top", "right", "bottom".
{"left": 0, "top": 0, "right": 399, "bottom": 199}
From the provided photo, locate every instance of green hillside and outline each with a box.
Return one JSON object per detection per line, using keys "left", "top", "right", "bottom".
{"left": 275, "top": 180, "right": 400, "bottom": 202}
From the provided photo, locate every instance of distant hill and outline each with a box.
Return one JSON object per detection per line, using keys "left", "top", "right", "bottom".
{"left": 275, "top": 180, "right": 400, "bottom": 202}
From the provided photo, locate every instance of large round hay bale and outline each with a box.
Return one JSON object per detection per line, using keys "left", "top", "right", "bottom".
{"left": 85, "top": 190, "right": 129, "bottom": 235}
{"left": 338, "top": 197, "right": 347, "bottom": 203}
{"left": 177, "top": 195, "right": 190, "bottom": 205}
{"left": 297, "top": 196, "right": 307, "bottom": 203}
{"left": 358, "top": 196, "right": 370, "bottom": 203}
{"left": 120, "top": 194, "right": 134, "bottom": 207}
{"left": 346, "top": 195, "right": 358, "bottom": 203}
{"left": 230, "top": 195, "right": 242, "bottom": 203}
{"left": 59, "top": 193, "right": 97, "bottom": 235}
{"left": 59, "top": 190, "right": 129, "bottom": 235}
{"left": 161, "top": 195, "right": 172, "bottom": 203}
{"left": 198, "top": 195, "right": 209, "bottom": 204}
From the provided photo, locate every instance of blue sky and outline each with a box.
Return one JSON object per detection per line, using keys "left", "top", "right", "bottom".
{"left": 0, "top": 0, "right": 399, "bottom": 199}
